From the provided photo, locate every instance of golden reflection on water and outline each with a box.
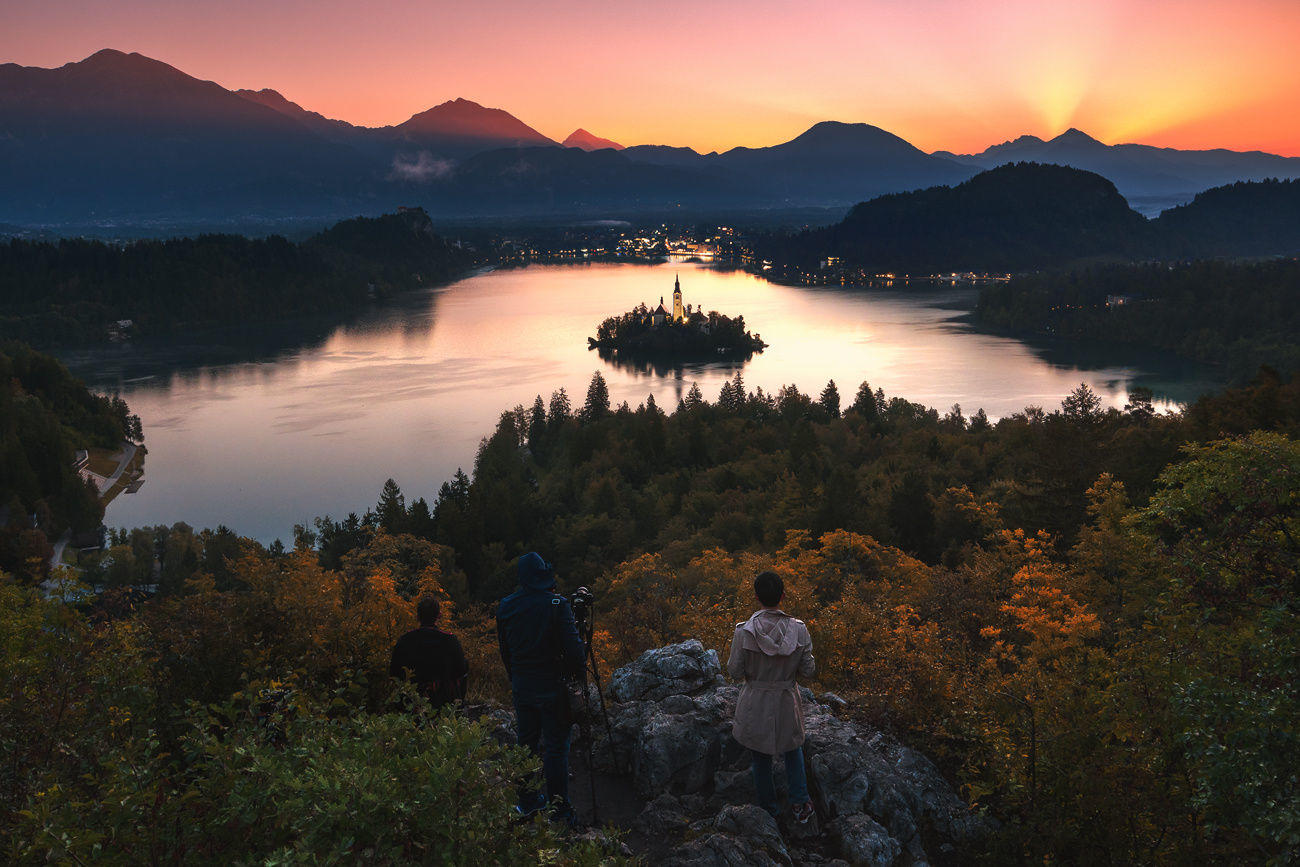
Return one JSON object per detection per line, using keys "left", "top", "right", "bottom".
{"left": 100, "top": 262, "right": 1213, "bottom": 541}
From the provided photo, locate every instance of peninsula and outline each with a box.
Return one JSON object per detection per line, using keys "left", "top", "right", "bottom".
{"left": 587, "top": 275, "right": 767, "bottom": 359}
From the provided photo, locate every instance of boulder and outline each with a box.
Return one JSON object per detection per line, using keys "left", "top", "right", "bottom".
{"left": 831, "top": 814, "right": 902, "bottom": 867}
{"left": 665, "top": 805, "right": 792, "bottom": 867}
{"left": 601, "top": 641, "right": 990, "bottom": 865}
{"left": 608, "top": 639, "right": 723, "bottom": 703}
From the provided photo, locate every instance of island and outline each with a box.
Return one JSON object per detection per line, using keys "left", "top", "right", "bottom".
{"left": 588, "top": 274, "right": 767, "bottom": 360}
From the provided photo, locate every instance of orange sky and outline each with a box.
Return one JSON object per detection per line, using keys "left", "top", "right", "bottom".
{"left": 5, "top": 0, "right": 1299, "bottom": 155}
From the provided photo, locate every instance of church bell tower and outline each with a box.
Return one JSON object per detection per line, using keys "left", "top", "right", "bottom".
{"left": 672, "top": 274, "right": 684, "bottom": 322}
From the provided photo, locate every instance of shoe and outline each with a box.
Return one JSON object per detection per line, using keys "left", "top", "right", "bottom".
{"left": 512, "top": 793, "right": 547, "bottom": 821}
{"left": 550, "top": 800, "right": 580, "bottom": 829}
{"left": 792, "top": 801, "right": 815, "bottom": 824}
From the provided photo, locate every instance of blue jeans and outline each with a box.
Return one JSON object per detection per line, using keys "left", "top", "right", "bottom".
{"left": 751, "top": 747, "right": 810, "bottom": 816}
{"left": 514, "top": 692, "right": 571, "bottom": 811}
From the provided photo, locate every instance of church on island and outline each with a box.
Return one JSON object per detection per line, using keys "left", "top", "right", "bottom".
{"left": 646, "top": 275, "right": 711, "bottom": 331}
{"left": 588, "top": 274, "right": 767, "bottom": 359}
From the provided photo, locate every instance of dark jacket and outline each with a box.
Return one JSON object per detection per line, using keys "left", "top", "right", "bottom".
{"left": 389, "top": 626, "right": 469, "bottom": 708}
{"left": 496, "top": 553, "right": 585, "bottom": 697}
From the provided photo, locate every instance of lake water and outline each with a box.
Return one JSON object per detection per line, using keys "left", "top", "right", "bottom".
{"left": 62, "top": 261, "right": 1222, "bottom": 542}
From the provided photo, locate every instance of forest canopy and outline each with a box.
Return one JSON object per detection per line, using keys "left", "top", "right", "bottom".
{"left": 0, "top": 208, "right": 472, "bottom": 346}
{"left": 976, "top": 258, "right": 1300, "bottom": 379}
{"left": 0, "top": 342, "right": 140, "bottom": 581}
{"left": 4, "top": 350, "right": 1298, "bottom": 862}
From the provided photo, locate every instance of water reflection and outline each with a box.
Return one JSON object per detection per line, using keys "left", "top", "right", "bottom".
{"left": 593, "top": 346, "right": 751, "bottom": 380}
{"left": 60, "top": 262, "right": 1223, "bottom": 542}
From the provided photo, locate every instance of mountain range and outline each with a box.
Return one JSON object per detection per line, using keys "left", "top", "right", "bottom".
{"left": 936, "top": 128, "right": 1300, "bottom": 206}
{"left": 759, "top": 164, "right": 1300, "bottom": 274}
{"left": 2, "top": 49, "right": 1299, "bottom": 225}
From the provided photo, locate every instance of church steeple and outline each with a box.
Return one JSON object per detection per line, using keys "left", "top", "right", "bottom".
{"left": 672, "top": 273, "right": 684, "bottom": 323}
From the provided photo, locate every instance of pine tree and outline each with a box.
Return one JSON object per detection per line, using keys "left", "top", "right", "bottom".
{"left": 376, "top": 478, "right": 407, "bottom": 534}
{"left": 548, "top": 388, "right": 572, "bottom": 427}
{"left": 527, "top": 395, "right": 547, "bottom": 448}
{"left": 1062, "top": 383, "right": 1103, "bottom": 423}
{"left": 849, "top": 381, "right": 879, "bottom": 422}
{"left": 684, "top": 382, "right": 705, "bottom": 411}
{"left": 717, "top": 379, "right": 736, "bottom": 411}
{"left": 819, "top": 379, "right": 841, "bottom": 418}
{"left": 582, "top": 371, "right": 610, "bottom": 420}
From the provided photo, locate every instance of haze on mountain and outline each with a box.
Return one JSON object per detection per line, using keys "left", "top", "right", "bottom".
{"left": 3, "top": 49, "right": 1299, "bottom": 226}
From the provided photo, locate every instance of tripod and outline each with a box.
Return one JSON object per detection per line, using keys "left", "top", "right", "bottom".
{"left": 572, "top": 600, "right": 621, "bottom": 826}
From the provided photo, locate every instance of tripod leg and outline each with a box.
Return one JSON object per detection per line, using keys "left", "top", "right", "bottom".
{"left": 580, "top": 666, "right": 599, "bottom": 827}
{"left": 587, "top": 651, "right": 623, "bottom": 776}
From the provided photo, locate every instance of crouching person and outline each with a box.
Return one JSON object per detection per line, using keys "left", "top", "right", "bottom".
{"left": 727, "top": 570, "right": 816, "bottom": 824}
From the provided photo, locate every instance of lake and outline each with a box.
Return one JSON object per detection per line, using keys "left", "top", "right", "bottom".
{"left": 62, "top": 261, "right": 1223, "bottom": 542}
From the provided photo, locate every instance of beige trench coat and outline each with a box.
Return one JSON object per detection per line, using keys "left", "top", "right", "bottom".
{"left": 727, "top": 609, "right": 815, "bottom": 755}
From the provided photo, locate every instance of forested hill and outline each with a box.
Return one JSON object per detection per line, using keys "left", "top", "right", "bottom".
{"left": 760, "top": 163, "right": 1151, "bottom": 273}
{"left": 0, "top": 342, "right": 140, "bottom": 580}
{"left": 1155, "top": 178, "right": 1300, "bottom": 257}
{"left": 0, "top": 208, "right": 473, "bottom": 346}
{"left": 759, "top": 164, "right": 1300, "bottom": 274}
{"left": 976, "top": 258, "right": 1300, "bottom": 379}
{"left": 6, "top": 364, "right": 1298, "bottom": 861}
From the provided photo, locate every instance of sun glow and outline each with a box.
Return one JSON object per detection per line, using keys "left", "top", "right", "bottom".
{"left": 3, "top": 0, "right": 1298, "bottom": 155}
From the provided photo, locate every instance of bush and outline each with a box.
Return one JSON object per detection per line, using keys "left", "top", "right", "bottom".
{"left": 15, "top": 684, "right": 618, "bottom": 865}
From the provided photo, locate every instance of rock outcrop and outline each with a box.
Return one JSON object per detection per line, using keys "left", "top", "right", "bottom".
{"left": 594, "top": 640, "right": 989, "bottom": 866}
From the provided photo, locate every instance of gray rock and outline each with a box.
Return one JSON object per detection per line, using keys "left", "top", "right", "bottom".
{"left": 832, "top": 814, "right": 902, "bottom": 867}
{"left": 665, "top": 805, "right": 792, "bottom": 867}
{"left": 634, "top": 706, "right": 722, "bottom": 797}
{"left": 608, "top": 639, "right": 721, "bottom": 703}
{"left": 818, "top": 692, "right": 849, "bottom": 710}
{"left": 601, "top": 641, "right": 988, "bottom": 863}
{"left": 634, "top": 792, "right": 693, "bottom": 839}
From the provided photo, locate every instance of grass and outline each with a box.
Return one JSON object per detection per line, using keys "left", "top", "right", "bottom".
{"left": 85, "top": 447, "right": 121, "bottom": 477}
{"left": 99, "top": 444, "right": 146, "bottom": 507}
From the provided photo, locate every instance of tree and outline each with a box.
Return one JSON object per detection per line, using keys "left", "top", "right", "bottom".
{"left": 376, "top": 478, "right": 407, "bottom": 534}
{"left": 848, "top": 381, "right": 879, "bottom": 423}
{"left": 548, "top": 387, "right": 572, "bottom": 427}
{"left": 819, "top": 380, "right": 841, "bottom": 418}
{"left": 527, "top": 395, "right": 546, "bottom": 449}
{"left": 582, "top": 371, "right": 610, "bottom": 421}
{"left": 1062, "top": 383, "right": 1103, "bottom": 424}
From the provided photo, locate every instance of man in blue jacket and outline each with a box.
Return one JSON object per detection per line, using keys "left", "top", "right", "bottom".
{"left": 496, "top": 552, "right": 585, "bottom": 823}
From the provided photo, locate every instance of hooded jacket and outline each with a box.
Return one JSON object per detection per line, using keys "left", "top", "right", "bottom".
{"left": 726, "top": 608, "right": 816, "bottom": 755}
{"left": 496, "top": 553, "right": 585, "bottom": 697}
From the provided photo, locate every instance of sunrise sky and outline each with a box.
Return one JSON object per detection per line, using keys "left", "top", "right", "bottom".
{"left": 5, "top": 0, "right": 1299, "bottom": 155}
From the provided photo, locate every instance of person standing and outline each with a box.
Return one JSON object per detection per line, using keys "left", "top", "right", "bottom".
{"left": 389, "top": 596, "right": 469, "bottom": 709}
{"left": 727, "top": 570, "right": 817, "bottom": 824}
{"left": 496, "top": 552, "right": 585, "bottom": 823}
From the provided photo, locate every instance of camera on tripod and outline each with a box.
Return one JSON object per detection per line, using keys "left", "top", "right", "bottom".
{"left": 569, "top": 586, "right": 595, "bottom": 637}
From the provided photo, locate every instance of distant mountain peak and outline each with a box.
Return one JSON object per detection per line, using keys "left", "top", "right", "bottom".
{"left": 563, "top": 128, "right": 624, "bottom": 151}
{"left": 396, "top": 98, "right": 555, "bottom": 147}
{"left": 72, "top": 48, "right": 187, "bottom": 79}
{"left": 1051, "top": 127, "right": 1103, "bottom": 146}
{"left": 781, "top": 120, "right": 918, "bottom": 152}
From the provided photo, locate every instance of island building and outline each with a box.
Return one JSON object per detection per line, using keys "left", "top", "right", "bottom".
{"left": 644, "top": 275, "right": 710, "bottom": 330}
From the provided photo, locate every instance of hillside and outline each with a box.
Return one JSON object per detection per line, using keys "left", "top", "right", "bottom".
{"left": 0, "top": 208, "right": 472, "bottom": 345}
{"left": 937, "top": 127, "right": 1300, "bottom": 201}
{"left": 0, "top": 49, "right": 379, "bottom": 222}
{"left": 762, "top": 164, "right": 1300, "bottom": 275}
{"left": 977, "top": 258, "right": 1300, "bottom": 378}
{"left": 1154, "top": 178, "right": 1300, "bottom": 257}
{"left": 762, "top": 162, "right": 1151, "bottom": 273}
{"left": 0, "top": 343, "right": 140, "bottom": 581}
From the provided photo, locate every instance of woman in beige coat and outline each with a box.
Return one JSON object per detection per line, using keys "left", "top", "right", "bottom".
{"left": 727, "top": 571, "right": 816, "bottom": 823}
